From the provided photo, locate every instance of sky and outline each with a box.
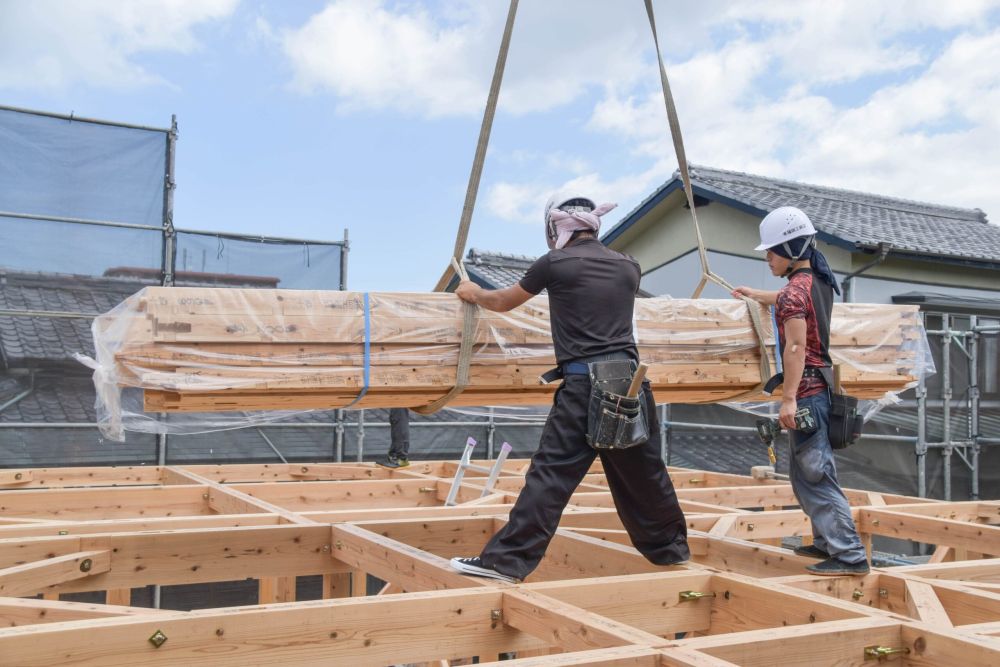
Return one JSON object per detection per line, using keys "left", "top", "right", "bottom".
{"left": 2, "top": 0, "right": 999, "bottom": 291}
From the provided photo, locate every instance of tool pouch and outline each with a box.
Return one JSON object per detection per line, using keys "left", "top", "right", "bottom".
{"left": 828, "top": 392, "right": 863, "bottom": 450}
{"left": 586, "top": 360, "right": 649, "bottom": 450}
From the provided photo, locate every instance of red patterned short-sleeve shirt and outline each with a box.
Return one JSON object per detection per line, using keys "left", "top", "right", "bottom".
{"left": 775, "top": 269, "right": 832, "bottom": 399}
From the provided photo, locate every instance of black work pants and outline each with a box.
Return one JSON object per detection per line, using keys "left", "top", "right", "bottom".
{"left": 388, "top": 408, "right": 410, "bottom": 458}
{"left": 479, "top": 375, "right": 689, "bottom": 580}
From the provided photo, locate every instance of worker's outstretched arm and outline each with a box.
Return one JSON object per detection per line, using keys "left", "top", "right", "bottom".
{"left": 731, "top": 286, "right": 779, "bottom": 305}
{"left": 779, "top": 317, "right": 807, "bottom": 429}
{"left": 455, "top": 280, "right": 533, "bottom": 313}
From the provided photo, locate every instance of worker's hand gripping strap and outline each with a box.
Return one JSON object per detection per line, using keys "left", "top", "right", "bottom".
{"left": 414, "top": 259, "right": 478, "bottom": 415}
{"left": 342, "top": 292, "right": 371, "bottom": 409}
{"left": 585, "top": 360, "right": 649, "bottom": 450}
{"left": 643, "top": 0, "right": 771, "bottom": 397}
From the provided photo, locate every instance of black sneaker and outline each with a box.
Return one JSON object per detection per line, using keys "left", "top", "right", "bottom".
{"left": 450, "top": 556, "right": 518, "bottom": 583}
{"left": 793, "top": 544, "right": 830, "bottom": 559}
{"left": 806, "top": 557, "right": 870, "bottom": 576}
{"left": 376, "top": 455, "right": 409, "bottom": 469}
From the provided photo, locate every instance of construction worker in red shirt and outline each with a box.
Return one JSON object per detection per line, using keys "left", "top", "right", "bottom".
{"left": 733, "top": 206, "right": 869, "bottom": 576}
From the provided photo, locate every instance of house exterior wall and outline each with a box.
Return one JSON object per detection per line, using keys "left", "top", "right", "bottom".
{"left": 608, "top": 198, "right": 1000, "bottom": 302}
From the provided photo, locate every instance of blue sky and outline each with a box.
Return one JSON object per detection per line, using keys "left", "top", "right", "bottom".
{"left": 2, "top": 0, "right": 999, "bottom": 291}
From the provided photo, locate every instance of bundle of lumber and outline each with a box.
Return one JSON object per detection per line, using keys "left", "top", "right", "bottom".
{"left": 95, "top": 287, "right": 926, "bottom": 413}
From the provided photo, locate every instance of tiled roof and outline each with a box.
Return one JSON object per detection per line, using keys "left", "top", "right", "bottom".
{"left": 462, "top": 247, "right": 653, "bottom": 297}
{"left": 605, "top": 165, "right": 1000, "bottom": 266}
{"left": 463, "top": 248, "right": 537, "bottom": 289}
{"left": 0, "top": 271, "right": 149, "bottom": 368}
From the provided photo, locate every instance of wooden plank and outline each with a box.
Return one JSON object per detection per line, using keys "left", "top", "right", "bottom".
{"left": 0, "top": 485, "right": 208, "bottom": 520}
{"left": 679, "top": 617, "right": 901, "bottom": 663}
{"left": 106, "top": 588, "right": 131, "bottom": 607}
{"left": 904, "top": 579, "right": 953, "bottom": 627}
{"left": 163, "top": 467, "right": 317, "bottom": 525}
{"left": 523, "top": 571, "right": 714, "bottom": 638}
{"left": 0, "top": 525, "right": 343, "bottom": 592}
{"left": 501, "top": 588, "right": 669, "bottom": 650}
{"left": 322, "top": 572, "right": 351, "bottom": 599}
{"left": 0, "top": 588, "right": 547, "bottom": 666}
{"left": 0, "top": 550, "right": 110, "bottom": 597}
{"left": 259, "top": 576, "right": 295, "bottom": 604}
{"left": 0, "top": 469, "right": 32, "bottom": 486}
{"left": 479, "top": 646, "right": 664, "bottom": 666}
{"left": 331, "top": 523, "right": 487, "bottom": 592}
{"left": 859, "top": 509, "right": 1000, "bottom": 555}
{"left": 0, "top": 597, "right": 167, "bottom": 627}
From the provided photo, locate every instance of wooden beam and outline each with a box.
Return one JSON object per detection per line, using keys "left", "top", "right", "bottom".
{"left": 0, "top": 597, "right": 167, "bottom": 627}
{"left": 0, "top": 551, "right": 111, "bottom": 597}
{"left": 0, "top": 525, "right": 342, "bottom": 593}
{"left": 0, "top": 469, "right": 32, "bottom": 486}
{"left": 479, "top": 645, "right": 664, "bottom": 666}
{"left": 0, "top": 588, "right": 546, "bottom": 666}
{"left": 163, "top": 467, "right": 317, "bottom": 524}
{"left": 106, "top": 588, "right": 131, "bottom": 607}
{"left": 859, "top": 509, "right": 1000, "bottom": 556}
{"left": 331, "top": 523, "right": 484, "bottom": 592}
{"left": 904, "top": 579, "right": 953, "bottom": 627}
{"left": 501, "top": 588, "right": 669, "bottom": 651}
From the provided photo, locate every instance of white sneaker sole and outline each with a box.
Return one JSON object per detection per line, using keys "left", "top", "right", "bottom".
{"left": 449, "top": 558, "right": 517, "bottom": 584}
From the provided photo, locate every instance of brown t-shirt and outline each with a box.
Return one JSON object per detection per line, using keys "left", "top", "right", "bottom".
{"left": 519, "top": 238, "right": 640, "bottom": 365}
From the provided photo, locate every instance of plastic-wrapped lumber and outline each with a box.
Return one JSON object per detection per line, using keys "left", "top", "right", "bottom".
{"left": 89, "top": 287, "right": 929, "bottom": 417}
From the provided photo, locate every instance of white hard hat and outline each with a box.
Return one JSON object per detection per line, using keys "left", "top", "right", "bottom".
{"left": 755, "top": 206, "right": 816, "bottom": 251}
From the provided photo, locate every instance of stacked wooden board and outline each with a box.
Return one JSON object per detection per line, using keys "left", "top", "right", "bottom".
{"left": 94, "top": 287, "right": 926, "bottom": 413}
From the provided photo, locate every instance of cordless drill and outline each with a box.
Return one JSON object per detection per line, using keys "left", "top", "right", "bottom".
{"left": 754, "top": 407, "right": 817, "bottom": 464}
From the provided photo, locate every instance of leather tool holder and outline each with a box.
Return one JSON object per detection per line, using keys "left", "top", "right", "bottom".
{"left": 586, "top": 360, "right": 649, "bottom": 450}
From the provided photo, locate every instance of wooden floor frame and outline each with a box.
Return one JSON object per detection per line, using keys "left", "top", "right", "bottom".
{"left": 0, "top": 459, "right": 998, "bottom": 665}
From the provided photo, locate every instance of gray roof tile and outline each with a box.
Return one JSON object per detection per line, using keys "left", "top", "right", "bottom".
{"left": 0, "top": 271, "right": 150, "bottom": 367}
{"left": 463, "top": 248, "right": 538, "bottom": 289}
{"left": 608, "top": 165, "right": 1000, "bottom": 265}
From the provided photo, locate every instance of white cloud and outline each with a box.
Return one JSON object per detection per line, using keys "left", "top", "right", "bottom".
{"left": 0, "top": 0, "right": 238, "bottom": 90}
{"left": 280, "top": 0, "right": 664, "bottom": 117}
{"left": 580, "top": 4, "right": 1000, "bottom": 221}
{"left": 486, "top": 162, "right": 665, "bottom": 226}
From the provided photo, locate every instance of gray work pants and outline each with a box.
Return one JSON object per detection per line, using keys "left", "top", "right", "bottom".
{"left": 788, "top": 391, "right": 867, "bottom": 564}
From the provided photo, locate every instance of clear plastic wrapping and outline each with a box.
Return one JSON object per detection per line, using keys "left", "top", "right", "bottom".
{"left": 79, "top": 287, "right": 933, "bottom": 440}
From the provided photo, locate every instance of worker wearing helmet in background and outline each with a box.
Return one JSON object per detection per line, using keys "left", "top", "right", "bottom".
{"left": 733, "top": 206, "right": 869, "bottom": 575}
{"left": 449, "top": 192, "right": 689, "bottom": 583}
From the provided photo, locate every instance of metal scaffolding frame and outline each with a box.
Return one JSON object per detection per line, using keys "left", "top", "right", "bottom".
{"left": 917, "top": 314, "right": 1000, "bottom": 500}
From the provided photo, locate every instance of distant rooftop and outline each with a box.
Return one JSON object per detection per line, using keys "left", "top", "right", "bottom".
{"left": 461, "top": 248, "right": 652, "bottom": 297}
{"left": 604, "top": 164, "right": 1000, "bottom": 267}
{"left": 463, "top": 248, "right": 537, "bottom": 289}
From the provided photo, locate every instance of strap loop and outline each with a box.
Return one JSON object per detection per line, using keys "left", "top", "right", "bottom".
{"left": 643, "top": 0, "right": 771, "bottom": 396}
{"left": 342, "top": 292, "right": 371, "bottom": 408}
{"left": 415, "top": 259, "right": 478, "bottom": 414}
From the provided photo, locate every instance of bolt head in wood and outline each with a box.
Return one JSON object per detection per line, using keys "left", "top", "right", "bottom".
{"left": 490, "top": 609, "right": 502, "bottom": 621}
{"left": 79, "top": 558, "right": 93, "bottom": 572}
{"left": 852, "top": 589, "right": 864, "bottom": 600}
{"left": 148, "top": 630, "right": 168, "bottom": 648}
